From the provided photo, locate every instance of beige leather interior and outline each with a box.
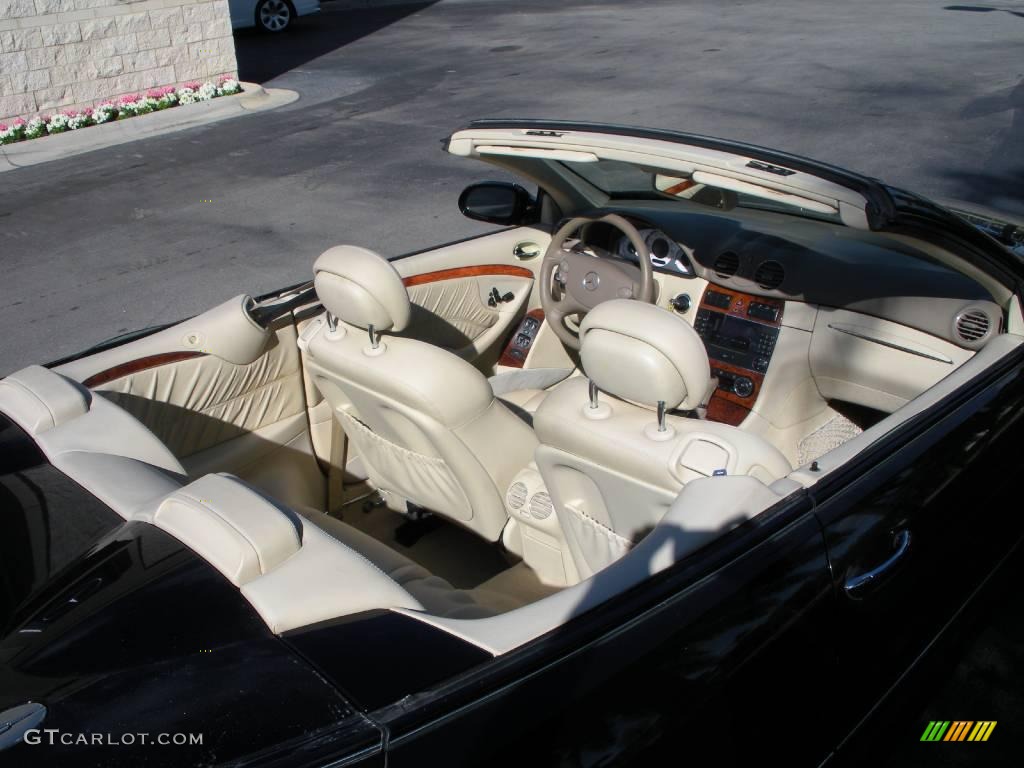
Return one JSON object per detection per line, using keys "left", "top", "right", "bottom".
{"left": 304, "top": 246, "right": 542, "bottom": 541}
{"left": 534, "top": 301, "right": 792, "bottom": 581}
{"left": 4, "top": 192, "right": 1016, "bottom": 657}
{"left": 580, "top": 299, "right": 711, "bottom": 410}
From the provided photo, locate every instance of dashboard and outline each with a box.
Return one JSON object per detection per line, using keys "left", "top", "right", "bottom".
{"left": 589, "top": 206, "right": 1001, "bottom": 351}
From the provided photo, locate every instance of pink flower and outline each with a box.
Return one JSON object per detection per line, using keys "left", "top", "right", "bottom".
{"left": 0, "top": 124, "right": 7, "bottom": 132}
{"left": 119, "top": 93, "right": 139, "bottom": 105}
{"left": 61, "top": 109, "right": 77, "bottom": 118}
{"left": 183, "top": 81, "right": 201, "bottom": 91}
{"left": 41, "top": 115, "right": 51, "bottom": 123}
{"left": 83, "top": 107, "right": 93, "bottom": 116}
{"left": 14, "top": 117, "right": 26, "bottom": 126}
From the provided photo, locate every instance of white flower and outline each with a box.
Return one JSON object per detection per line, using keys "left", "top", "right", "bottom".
{"left": 179, "top": 91, "right": 196, "bottom": 105}
{"left": 143, "top": 97, "right": 159, "bottom": 110}
{"left": 219, "top": 79, "right": 241, "bottom": 95}
{"left": 94, "top": 104, "right": 116, "bottom": 123}
{"left": 47, "top": 114, "right": 69, "bottom": 133}
{"left": 68, "top": 114, "right": 90, "bottom": 130}
{"left": 196, "top": 82, "right": 218, "bottom": 101}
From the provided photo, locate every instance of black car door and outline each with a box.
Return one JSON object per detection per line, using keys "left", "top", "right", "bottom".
{"left": 811, "top": 345, "right": 1024, "bottom": 756}
{"left": 378, "top": 494, "right": 840, "bottom": 767}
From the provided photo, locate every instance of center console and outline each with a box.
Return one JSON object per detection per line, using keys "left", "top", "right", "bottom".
{"left": 692, "top": 285, "right": 784, "bottom": 426}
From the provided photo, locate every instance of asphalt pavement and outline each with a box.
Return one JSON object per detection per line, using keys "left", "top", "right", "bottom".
{"left": 0, "top": 2, "right": 1022, "bottom": 759}
{"left": 1, "top": 0, "right": 1022, "bottom": 372}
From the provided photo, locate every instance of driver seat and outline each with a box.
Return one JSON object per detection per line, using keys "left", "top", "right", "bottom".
{"left": 302, "top": 245, "right": 542, "bottom": 542}
{"left": 533, "top": 300, "right": 792, "bottom": 580}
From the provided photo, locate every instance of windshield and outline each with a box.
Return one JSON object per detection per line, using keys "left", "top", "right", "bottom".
{"left": 559, "top": 158, "right": 844, "bottom": 223}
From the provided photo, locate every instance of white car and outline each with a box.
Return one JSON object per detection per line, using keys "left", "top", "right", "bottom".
{"left": 229, "top": 0, "right": 320, "bottom": 33}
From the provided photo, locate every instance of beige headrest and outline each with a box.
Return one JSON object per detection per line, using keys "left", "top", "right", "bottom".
{"left": 313, "top": 245, "right": 411, "bottom": 332}
{"left": 580, "top": 300, "right": 710, "bottom": 410}
{"left": 154, "top": 474, "right": 301, "bottom": 586}
{"left": 0, "top": 365, "right": 91, "bottom": 435}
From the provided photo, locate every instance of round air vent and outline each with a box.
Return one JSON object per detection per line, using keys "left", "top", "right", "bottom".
{"left": 506, "top": 481, "right": 528, "bottom": 511}
{"left": 753, "top": 260, "right": 785, "bottom": 290}
{"left": 529, "top": 491, "right": 554, "bottom": 520}
{"left": 954, "top": 307, "right": 994, "bottom": 345}
{"left": 713, "top": 251, "right": 740, "bottom": 279}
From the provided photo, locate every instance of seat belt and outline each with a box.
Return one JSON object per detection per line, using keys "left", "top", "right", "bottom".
{"left": 327, "top": 412, "right": 346, "bottom": 514}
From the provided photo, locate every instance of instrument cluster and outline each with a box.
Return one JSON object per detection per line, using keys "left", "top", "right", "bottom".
{"left": 615, "top": 228, "right": 694, "bottom": 276}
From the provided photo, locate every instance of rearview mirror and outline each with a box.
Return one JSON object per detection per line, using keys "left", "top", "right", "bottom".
{"left": 459, "top": 181, "right": 535, "bottom": 225}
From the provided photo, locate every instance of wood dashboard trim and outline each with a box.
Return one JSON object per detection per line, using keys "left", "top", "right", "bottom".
{"left": 698, "top": 284, "right": 784, "bottom": 426}
{"left": 499, "top": 309, "right": 545, "bottom": 369}
{"left": 402, "top": 265, "right": 534, "bottom": 287}
{"left": 699, "top": 284, "right": 784, "bottom": 327}
{"left": 82, "top": 351, "right": 207, "bottom": 388}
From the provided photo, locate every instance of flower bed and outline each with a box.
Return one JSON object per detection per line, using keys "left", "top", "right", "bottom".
{"left": 1, "top": 78, "right": 243, "bottom": 146}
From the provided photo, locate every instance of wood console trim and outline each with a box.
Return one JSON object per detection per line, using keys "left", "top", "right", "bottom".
{"left": 498, "top": 309, "right": 545, "bottom": 369}
{"left": 706, "top": 394, "right": 751, "bottom": 427}
{"left": 82, "top": 351, "right": 207, "bottom": 388}
{"left": 709, "top": 358, "right": 765, "bottom": 409}
{"left": 697, "top": 284, "right": 783, "bottom": 427}
{"left": 402, "top": 264, "right": 534, "bottom": 287}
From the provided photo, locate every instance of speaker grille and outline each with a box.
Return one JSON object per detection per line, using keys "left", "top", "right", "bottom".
{"left": 529, "top": 492, "right": 554, "bottom": 520}
{"left": 506, "top": 481, "right": 528, "bottom": 510}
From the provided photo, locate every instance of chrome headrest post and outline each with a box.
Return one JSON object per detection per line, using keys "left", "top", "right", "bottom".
{"left": 657, "top": 400, "right": 667, "bottom": 432}
{"left": 325, "top": 312, "right": 338, "bottom": 332}
{"left": 368, "top": 324, "right": 379, "bottom": 350}
{"left": 589, "top": 379, "right": 600, "bottom": 409}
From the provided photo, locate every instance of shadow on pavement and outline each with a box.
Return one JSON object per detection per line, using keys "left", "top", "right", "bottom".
{"left": 944, "top": 4, "right": 1024, "bottom": 19}
{"left": 234, "top": 1, "right": 437, "bottom": 84}
{"left": 938, "top": 78, "right": 1024, "bottom": 216}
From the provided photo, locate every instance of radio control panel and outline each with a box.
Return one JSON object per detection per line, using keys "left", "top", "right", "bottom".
{"left": 693, "top": 287, "right": 784, "bottom": 422}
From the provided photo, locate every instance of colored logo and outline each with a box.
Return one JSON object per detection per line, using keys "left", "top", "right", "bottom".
{"left": 920, "top": 721, "right": 997, "bottom": 742}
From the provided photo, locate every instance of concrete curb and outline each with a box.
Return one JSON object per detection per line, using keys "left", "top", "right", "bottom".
{"left": 0, "top": 83, "right": 299, "bottom": 173}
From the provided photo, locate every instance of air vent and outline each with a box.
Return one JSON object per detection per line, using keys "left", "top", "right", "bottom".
{"left": 753, "top": 260, "right": 785, "bottom": 290}
{"left": 713, "top": 251, "right": 740, "bottom": 279}
{"left": 954, "top": 308, "right": 993, "bottom": 344}
{"left": 506, "top": 481, "right": 528, "bottom": 510}
{"left": 529, "top": 491, "right": 554, "bottom": 520}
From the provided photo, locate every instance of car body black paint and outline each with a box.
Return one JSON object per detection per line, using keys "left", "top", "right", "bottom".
{"left": 0, "top": 434, "right": 380, "bottom": 767}
{"left": 284, "top": 610, "right": 493, "bottom": 712}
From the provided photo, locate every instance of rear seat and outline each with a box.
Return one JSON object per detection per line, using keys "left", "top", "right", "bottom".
{"left": 0, "top": 364, "right": 507, "bottom": 631}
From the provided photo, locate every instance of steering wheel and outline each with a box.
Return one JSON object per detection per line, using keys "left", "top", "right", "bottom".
{"left": 540, "top": 213, "right": 656, "bottom": 350}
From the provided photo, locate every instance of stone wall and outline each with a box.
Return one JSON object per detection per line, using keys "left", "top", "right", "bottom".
{"left": 0, "top": 0, "right": 237, "bottom": 124}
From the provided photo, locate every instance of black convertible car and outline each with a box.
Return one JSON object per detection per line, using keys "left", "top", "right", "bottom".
{"left": 2, "top": 121, "right": 1023, "bottom": 766}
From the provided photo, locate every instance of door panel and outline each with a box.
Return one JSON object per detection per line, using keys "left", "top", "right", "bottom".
{"left": 54, "top": 299, "right": 325, "bottom": 512}
{"left": 392, "top": 227, "right": 551, "bottom": 365}
{"left": 405, "top": 272, "right": 531, "bottom": 359}
{"left": 814, "top": 348, "right": 1024, "bottom": 755}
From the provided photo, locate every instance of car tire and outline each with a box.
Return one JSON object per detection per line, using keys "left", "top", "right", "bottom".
{"left": 255, "top": 0, "right": 293, "bottom": 33}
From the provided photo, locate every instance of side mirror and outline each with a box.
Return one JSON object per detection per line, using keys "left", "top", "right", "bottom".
{"left": 458, "top": 181, "right": 535, "bottom": 225}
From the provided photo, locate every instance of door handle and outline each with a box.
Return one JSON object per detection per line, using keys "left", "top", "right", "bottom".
{"left": 844, "top": 529, "right": 912, "bottom": 599}
{"left": 513, "top": 242, "right": 541, "bottom": 260}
